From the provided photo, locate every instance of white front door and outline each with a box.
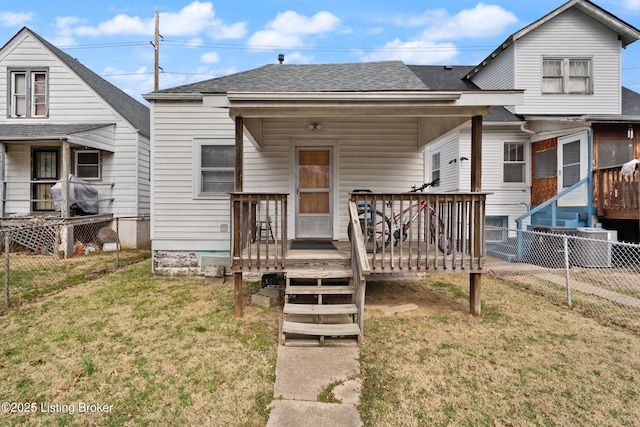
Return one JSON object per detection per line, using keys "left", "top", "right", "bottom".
{"left": 557, "top": 132, "right": 588, "bottom": 206}
{"left": 295, "top": 147, "right": 333, "bottom": 239}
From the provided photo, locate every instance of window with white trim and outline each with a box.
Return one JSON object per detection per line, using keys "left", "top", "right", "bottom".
{"left": 193, "top": 138, "right": 235, "bottom": 197}
{"left": 9, "top": 69, "right": 48, "bottom": 117}
{"left": 485, "top": 216, "right": 507, "bottom": 242}
{"left": 503, "top": 142, "right": 526, "bottom": 183}
{"left": 75, "top": 150, "right": 101, "bottom": 180}
{"left": 431, "top": 152, "right": 440, "bottom": 187}
{"left": 542, "top": 58, "right": 592, "bottom": 94}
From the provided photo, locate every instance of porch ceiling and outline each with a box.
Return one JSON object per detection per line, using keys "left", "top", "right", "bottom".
{"left": 215, "top": 90, "right": 523, "bottom": 148}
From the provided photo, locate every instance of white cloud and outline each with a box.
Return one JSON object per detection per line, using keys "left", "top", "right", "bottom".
{"left": 69, "top": 1, "right": 246, "bottom": 38}
{"left": 623, "top": 0, "right": 640, "bottom": 10}
{"left": 390, "top": 3, "right": 517, "bottom": 40}
{"left": 364, "top": 4, "right": 516, "bottom": 64}
{"left": 247, "top": 10, "right": 340, "bottom": 50}
{"left": 200, "top": 51, "right": 219, "bottom": 63}
{"left": 362, "top": 39, "right": 459, "bottom": 64}
{"left": 279, "top": 51, "right": 314, "bottom": 64}
{"left": 421, "top": 3, "right": 518, "bottom": 41}
{"left": 0, "top": 11, "right": 35, "bottom": 27}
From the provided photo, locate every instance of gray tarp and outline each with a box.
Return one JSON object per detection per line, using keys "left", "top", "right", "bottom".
{"left": 51, "top": 174, "right": 99, "bottom": 215}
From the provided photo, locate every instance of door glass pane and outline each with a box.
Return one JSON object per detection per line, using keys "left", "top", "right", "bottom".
{"left": 35, "top": 151, "right": 58, "bottom": 179}
{"left": 562, "top": 141, "right": 580, "bottom": 187}
{"left": 299, "top": 150, "right": 330, "bottom": 189}
{"left": 299, "top": 192, "right": 329, "bottom": 214}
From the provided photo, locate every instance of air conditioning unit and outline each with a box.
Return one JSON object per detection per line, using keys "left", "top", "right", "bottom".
{"left": 573, "top": 228, "right": 618, "bottom": 268}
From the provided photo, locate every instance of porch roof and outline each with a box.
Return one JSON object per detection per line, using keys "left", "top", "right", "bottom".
{"left": 0, "top": 123, "right": 116, "bottom": 152}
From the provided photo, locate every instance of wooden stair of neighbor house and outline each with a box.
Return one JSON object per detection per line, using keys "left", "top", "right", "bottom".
{"left": 281, "top": 267, "right": 361, "bottom": 347}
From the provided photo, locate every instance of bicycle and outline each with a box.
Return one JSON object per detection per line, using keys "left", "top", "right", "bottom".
{"left": 347, "top": 179, "right": 454, "bottom": 254}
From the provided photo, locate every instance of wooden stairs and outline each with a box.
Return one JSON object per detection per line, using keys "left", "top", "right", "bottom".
{"left": 281, "top": 267, "right": 361, "bottom": 346}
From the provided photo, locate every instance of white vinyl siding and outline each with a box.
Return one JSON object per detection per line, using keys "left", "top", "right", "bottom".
{"left": 0, "top": 32, "right": 149, "bottom": 221}
{"left": 514, "top": 8, "right": 621, "bottom": 115}
{"left": 471, "top": 46, "right": 515, "bottom": 91}
{"left": 151, "top": 107, "right": 426, "bottom": 245}
{"left": 452, "top": 128, "right": 530, "bottom": 230}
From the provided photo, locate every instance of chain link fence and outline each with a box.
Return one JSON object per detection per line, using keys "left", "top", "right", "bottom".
{"left": 1, "top": 216, "right": 150, "bottom": 312}
{"left": 486, "top": 226, "right": 640, "bottom": 331}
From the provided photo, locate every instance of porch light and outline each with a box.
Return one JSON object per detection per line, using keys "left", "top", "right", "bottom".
{"left": 307, "top": 122, "right": 323, "bottom": 132}
{"left": 628, "top": 125, "right": 634, "bottom": 140}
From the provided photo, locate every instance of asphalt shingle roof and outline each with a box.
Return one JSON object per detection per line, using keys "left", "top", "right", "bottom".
{"left": 154, "top": 61, "right": 430, "bottom": 94}
{"left": 0, "top": 123, "right": 112, "bottom": 139}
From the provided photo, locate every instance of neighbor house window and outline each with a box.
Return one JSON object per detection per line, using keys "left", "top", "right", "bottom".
{"left": 503, "top": 142, "right": 526, "bottom": 183}
{"left": 9, "top": 69, "right": 48, "bottom": 117}
{"left": 534, "top": 148, "right": 557, "bottom": 179}
{"left": 193, "top": 138, "right": 234, "bottom": 197}
{"left": 485, "top": 216, "right": 507, "bottom": 242}
{"left": 542, "top": 58, "right": 592, "bottom": 94}
{"left": 75, "top": 150, "right": 101, "bottom": 180}
{"left": 597, "top": 139, "right": 634, "bottom": 169}
{"left": 431, "top": 152, "right": 441, "bottom": 187}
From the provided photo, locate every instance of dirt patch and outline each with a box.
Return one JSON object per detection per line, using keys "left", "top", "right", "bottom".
{"left": 365, "top": 274, "right": 469, "bottom": 318}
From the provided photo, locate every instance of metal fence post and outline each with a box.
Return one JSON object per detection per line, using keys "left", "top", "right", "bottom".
{"left": 115, "top": 217, "right": 120, "bottom": 269}
{"left": 4, "top": 232, "right": 9, "bottom": 307}
{"left": 564, "top": 235, "right": 572, "bottom": 306}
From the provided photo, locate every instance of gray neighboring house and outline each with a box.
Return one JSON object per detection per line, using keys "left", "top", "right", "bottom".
{"left": 0, "top": 27, "right": 150, "bottom": 248}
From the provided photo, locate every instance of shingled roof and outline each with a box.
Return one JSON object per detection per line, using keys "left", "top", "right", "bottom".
{"left": 18, "top": 27, "right": 150, "bottom": 138}
{"left": 153, "top": 61, "right": 430, "bottom": 94}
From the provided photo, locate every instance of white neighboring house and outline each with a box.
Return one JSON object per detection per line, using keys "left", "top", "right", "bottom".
{"left": 0, "top": 27, "right": 150, "bottom": 248}
{"left": 423, "top": 0, "right": 640, "bottom": 248}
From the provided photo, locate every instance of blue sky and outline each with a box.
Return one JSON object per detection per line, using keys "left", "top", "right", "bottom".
{"left": 1, "top": 0, "right": 639, "bottom": 102}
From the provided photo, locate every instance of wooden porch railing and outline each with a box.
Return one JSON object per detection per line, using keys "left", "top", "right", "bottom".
{"left": 348, "top": 201, "right": 371, "bottom": 335}
{"left": 595, "top": 167, "right": 640, "bottom": 220}
{"left": 349, "top": 191, "right": 488, "bottom": 273}
{"left": 230, "top": 192, "right": 288, "bottom": 272}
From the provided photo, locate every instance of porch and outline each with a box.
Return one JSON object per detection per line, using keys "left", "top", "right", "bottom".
{"left": 595, "top": 165, "right": 640, "bottom": 220}
{"left": 231, "top": 190, "right": 487, "bottom": 345}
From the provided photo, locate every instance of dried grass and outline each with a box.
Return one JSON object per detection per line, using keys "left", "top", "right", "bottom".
{"left": 359, "top": 273, "right": 640, "bottom": 426}
{"left": 0, "top": 261, "right": 278, "bottom": 426}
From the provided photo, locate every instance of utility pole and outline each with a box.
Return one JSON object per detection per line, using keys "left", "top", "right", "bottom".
{"left": 153, "top": 10, "right": 160, "bottom": 91}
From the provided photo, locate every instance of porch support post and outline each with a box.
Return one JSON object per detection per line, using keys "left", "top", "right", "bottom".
{"left": 61, "top": 140, "right": 71, "bottom": 218}
{"left": 0, "top": 142, "right": 5, "bottom": 218}
{"left": 470, "top": 115, "right": 482, "bottom": 316}
{"left": 234, "top": 116, "right": 244, "bottom": 318}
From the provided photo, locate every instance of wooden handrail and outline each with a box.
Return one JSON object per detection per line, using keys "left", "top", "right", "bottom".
{"left": 349, "top": 201, "right": 371, "bottom": 335}
{"left": 230, "top": 192, "right": 288, "bottom": 272}
{"left": 349, "top": 191, "right": 488, "bottom": 273}
{"left": 594, "top": 166, "right": 639, "bottom": 218}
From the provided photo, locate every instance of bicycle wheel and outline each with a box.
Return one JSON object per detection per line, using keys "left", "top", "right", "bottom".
{"left": 347, "top": 206, "right": 391, "bottom": 253}
{"left": 430, "top": 213, "right": 453, "bottom": 255}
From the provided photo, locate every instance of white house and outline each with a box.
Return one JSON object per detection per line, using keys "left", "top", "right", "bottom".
{"left": 0, "top": 27, "right": 151, "bottom": 248}
{"left": 423, "top": 0, "right": 640, "bottom": 252}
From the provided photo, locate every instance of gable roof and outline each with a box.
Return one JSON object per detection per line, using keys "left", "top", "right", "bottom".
{"left": 466, "top": 0, "right": 640, "bottom": 80}
{"left": 4, "top": 27, "right": 150, "bottom": 138}
{"left": 151, "top": 61, "right": 430, "bottom": 95}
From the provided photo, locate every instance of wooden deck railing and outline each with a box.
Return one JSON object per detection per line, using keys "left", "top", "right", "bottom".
{"left": 349, "top": 191, "right": 488, "bottom": 273}
{"left": 230, "top": 192, "right": 288, "bottom": 272}
{"left": 595, "top": 167, "right": 640, "bottom": 220}
{"left": 348, "top": 201, "right": 371, "bottom": 335}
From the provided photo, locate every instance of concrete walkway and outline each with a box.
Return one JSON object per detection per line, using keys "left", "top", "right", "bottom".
{"left": 266, "top": 346, "right": 363, "bottom": 427}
